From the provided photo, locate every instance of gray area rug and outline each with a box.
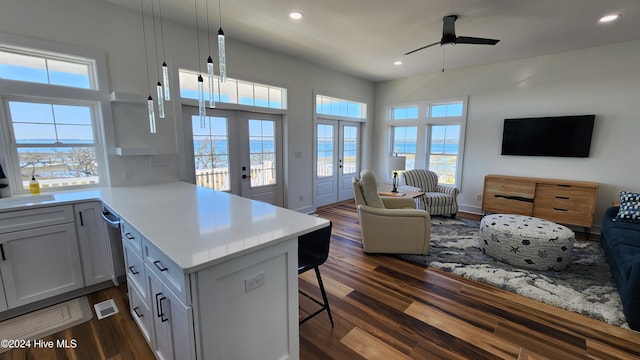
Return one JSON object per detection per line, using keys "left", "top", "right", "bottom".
{"left": 397, "top": 217, "right": 628, "bottom": 329}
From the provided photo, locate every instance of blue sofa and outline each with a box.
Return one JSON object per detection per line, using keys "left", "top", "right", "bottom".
{"left": 601, "top": 206, "right": 640, "bottom": 330}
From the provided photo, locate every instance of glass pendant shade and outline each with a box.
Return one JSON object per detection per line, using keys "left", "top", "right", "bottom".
{"left": 156, "top": 81, "right": 165, "bottom": 118}
{"left": 218, "top": 27, "right": 226, "bottom": 83}
{"left": 207, "top": 56, "right": 215, "bottom": 108}
{"left": 162, "top": 62, "right": 170, "bottom": 101}
{"left": 197, "top": 74, "right": 206, "bottom": 128}
{"left": 147, "top": 95, "right": 157, "bottom": 134}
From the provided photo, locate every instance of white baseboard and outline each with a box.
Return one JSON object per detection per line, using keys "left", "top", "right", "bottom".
{"left": 293, "top": 205, "right": 316, "bottom": 215}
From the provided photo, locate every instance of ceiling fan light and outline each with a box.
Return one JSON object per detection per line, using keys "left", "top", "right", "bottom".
{"left": 599, "top": 14, "right": 619, "bottom": 23}
{"left": 442, "top": 42, "right": 456, "bottom": 48}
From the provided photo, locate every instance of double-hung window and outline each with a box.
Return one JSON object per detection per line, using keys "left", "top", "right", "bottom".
{"left": 0, "top": 35, "right": 108, "bottom": 193}
{"left": 387, "top": 99, "right": 467, "bottom": 187}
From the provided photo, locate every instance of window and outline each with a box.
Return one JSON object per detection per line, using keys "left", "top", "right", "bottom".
{"left": 248, "top": 119, "right": 276, "bottom": 187}
{"left": 178, "top": 69, "right": 287, "bottom": 109}
{"left": 391, "top": 126, "right": 417, "bottom": 171}
{"left": 193, "top": 115, "right": 230, "bottom": 191}
{"left": 386, "top": 99, "right": 467, "bottom": 186}
{"left": 0, "top": 47, "right": 96, "bottom": 89}
{"left": 0, "top": 35, "right": 108, "bottom": 193}
{"left": 316, "top": 95, "right": 367, "bottom": 119}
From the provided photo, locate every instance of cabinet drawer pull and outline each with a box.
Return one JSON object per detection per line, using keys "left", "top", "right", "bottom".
{"left": 555, "top": 196, "right": 570, "bottom": 200}
{"left": 557, "top": 184, "right": 572, "bottom": 187}
{"left": 0, "top": 244, "right": 5, "bottom": 261}
{"left": 153, "top": 260, "right": 168, "bottom": 272}
{"left": 79, "top": 211, "right": 84, "bottom": 226}
{"left": 129, "top": 266, "right": 139, "bottom": 275}
{"left": 553, "top": 208, "right": 568, "bottom": 211}
{"left": 125, "top": 232, "right": 135, "bottom": 240}
{"left": 133, "top": 306, "right": 144, "bottom": 318}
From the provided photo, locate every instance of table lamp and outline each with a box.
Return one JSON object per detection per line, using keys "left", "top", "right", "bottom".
{"left": 388, "top": 155, "right": 406, "bottom": 193}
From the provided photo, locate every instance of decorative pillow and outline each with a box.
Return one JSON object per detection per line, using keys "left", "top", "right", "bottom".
{"left": 359, "top": 170, "right": 385, "bottom": 208}
{"left": 615, "top": 191, "right": 640, "bottom": 223}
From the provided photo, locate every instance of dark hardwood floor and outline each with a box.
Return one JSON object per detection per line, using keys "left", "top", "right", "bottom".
{"left": 2, "top": 200, "right": 639, "bottom": 359}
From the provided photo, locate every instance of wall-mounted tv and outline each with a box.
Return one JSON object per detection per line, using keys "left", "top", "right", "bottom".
{"left": 501, "top": 115, "right": 595, "bottom": 157}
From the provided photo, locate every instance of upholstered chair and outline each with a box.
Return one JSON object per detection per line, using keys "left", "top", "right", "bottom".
{"left": 352, "top": 170, "right": 431, "bottom": 255}
{"left": 399, "top": 169, "right": 459, "bottom": 218}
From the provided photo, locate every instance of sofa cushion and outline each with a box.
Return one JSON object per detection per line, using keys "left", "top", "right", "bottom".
{"left": 359, "top": 170, "right": 385, "bottom": 208}
{"left": 616, "top": 191, "right": 640, "bottom": 223}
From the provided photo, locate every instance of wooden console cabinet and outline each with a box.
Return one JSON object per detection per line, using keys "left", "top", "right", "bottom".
{"left": 482, "top": 175, "right": 598, "bottom": 229}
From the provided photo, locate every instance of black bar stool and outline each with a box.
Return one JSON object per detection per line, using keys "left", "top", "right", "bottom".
{"left": 298, "top": 222, "right": 334, "bottom": 327}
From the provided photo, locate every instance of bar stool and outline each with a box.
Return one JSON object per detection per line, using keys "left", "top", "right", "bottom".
{"left": 298, "top": 222, "right": 334, "bottom": 327}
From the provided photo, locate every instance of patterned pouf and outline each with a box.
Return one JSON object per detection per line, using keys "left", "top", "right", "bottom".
{"left": 479, "top": 214, "right": 575, "bottom": 271}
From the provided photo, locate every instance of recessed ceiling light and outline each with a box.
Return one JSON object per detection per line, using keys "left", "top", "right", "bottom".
{"left": 599, "top": 14, "right": 620, "bottom": 23}
{"left": 394, "top": 60, "right": 403, "bottom": 66}
{"left": 289, "top": 11, "right": 304, "bottom": 20}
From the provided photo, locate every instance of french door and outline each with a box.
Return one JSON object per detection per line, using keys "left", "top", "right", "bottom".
{"left": 314, "top": 120, "right": 360, "bottom": 207}
{"left": 184, "top": 107, "right": 283, "bottom": 207}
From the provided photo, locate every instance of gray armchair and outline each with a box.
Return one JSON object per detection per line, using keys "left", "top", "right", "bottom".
{"left": 399, "top": 169, "right": 459, "bottom": 218}
{"left": 352, "top": 170, "right": 431, "bottom": 255}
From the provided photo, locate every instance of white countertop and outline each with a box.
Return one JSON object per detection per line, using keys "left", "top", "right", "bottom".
{"left": 0, "top": 182, "right": 329, "bottom": 273}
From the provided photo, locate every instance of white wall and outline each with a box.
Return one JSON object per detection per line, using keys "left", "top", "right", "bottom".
{"left": 375, "top": 39, "right": 640, "bottom": 229}
{"left": 0, "top": 0, "right": 374, "bottom": 211}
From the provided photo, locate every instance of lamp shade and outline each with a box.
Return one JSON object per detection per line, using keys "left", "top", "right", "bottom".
{"left": 388, "top": 155, "right": 406, "bottom": 171}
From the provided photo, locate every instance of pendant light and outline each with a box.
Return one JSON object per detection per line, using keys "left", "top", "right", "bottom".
{"left": 194, "top": 0, "right": 206, "bottom": 127}
{"left": 205, "top": 0, "right": 215, "bottom": 108}
{"left": 158, "top": 0, "right": 170, "bottom": 101}
{"left": 217, "top": 0, "right": 226, "bottom": 83}
{"left": 140, "top": 0, "right": 156, "bottom": 133}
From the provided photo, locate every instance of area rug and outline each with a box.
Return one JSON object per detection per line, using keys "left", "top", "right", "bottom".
{"left": 397, "top": 217, "right": 629, "bottom": 329}
{"left": 0, "top": 296, "right": 93, "bottom": 353}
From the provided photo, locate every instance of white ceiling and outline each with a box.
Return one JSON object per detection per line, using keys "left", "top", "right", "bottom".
{"left": 104, "top": 0, "right": 640, "bottom": 82}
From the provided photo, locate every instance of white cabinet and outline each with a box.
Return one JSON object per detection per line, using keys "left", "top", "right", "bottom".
{"left": 74, "top": 201, "right": 114, "bottom": 286}
{"left": 0, "top": 221, "right": 83, "bottom": 308}
{"left": 147, "top": 264, "right": 195, "bottom": 360}
{"left": 122, "top": 220, "right": 194, "bottom": 360}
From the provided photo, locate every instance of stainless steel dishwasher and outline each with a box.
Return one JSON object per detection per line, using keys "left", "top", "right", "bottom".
{"left": 101, "top": 204, "right": 125, "bottom": 282}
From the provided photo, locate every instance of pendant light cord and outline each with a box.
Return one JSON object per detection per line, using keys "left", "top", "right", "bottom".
{"left": 140, "top": 0, "right": 152, "bottom": 95}
{"left": 194, "top": 0, "right": 202, "bottom": 73}
{"left": 150, "top": 0, "right": 161, "bottom": 80}
{"left": 206, "top": 0, "right": 211, "bottom": 55}
{"left": 158, "top": 0, "right": 167, "bottom": 60}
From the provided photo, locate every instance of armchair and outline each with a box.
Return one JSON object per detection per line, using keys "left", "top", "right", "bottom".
{"left": 399, "top": 169, "right": 459, "bottom": 218}
{"left": 352, "top": 170, "right": 431, "bottom": 255}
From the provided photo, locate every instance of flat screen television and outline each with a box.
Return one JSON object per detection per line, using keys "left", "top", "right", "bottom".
{"left": 501, "top": 115, "right": 595, "bottom": 157}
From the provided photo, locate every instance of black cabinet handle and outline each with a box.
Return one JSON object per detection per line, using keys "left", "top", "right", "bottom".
{"left": 153, "top": 260, "right": 168, "bottom": 272}
{"left": 129, "top": 266, "right": 139, "bottom": 275}
{"left": 79, "top": 211, "right": 84, "bottom": 226}
{"left": 125, "top": 232, "right": 135, "bottom": 240}
{"left": 155, "top": 292, "right": 168, "bottom": 322}
{"left": 0, "top": 244, "right": 5, "bottom": 261}
{"left": 553, "top": 208, "right": 568, "bottom": 211}
{"left": 133, "top": 307, "right": 143, "bottom": 318}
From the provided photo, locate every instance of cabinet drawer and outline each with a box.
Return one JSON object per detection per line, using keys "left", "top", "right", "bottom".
{"left": 124, "top": 242, "right": 147, "bottom": 301}
{"left": 535, "top": 184, "right": 596, "bottom": 210}
{"left": 0, "top": 205, "right": 73, "bottom": 234}
{"left": 532, "top": 207, "right": 593, "bottom": 228}
{"left": 121, "top": 220, "right": 142, "bottom": 255}
{"left": 482, "top": 179, "right": 535, "bottom": 215}
{"left": 128, "top": 281, "right": 155, "bottom": 347}
{"left": 143, "top": 238, "right": 190, "bottom": 305}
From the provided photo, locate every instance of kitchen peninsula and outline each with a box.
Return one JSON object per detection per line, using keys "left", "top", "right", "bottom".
{"left": 0, "top": 181, "right": 329, "bottom": 360}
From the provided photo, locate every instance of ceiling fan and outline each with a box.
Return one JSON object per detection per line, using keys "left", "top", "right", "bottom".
{"left": 404, "top": 15, "right": 500, "bottom": 56}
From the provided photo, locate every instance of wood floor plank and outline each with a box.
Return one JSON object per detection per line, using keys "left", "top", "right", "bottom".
{"left": 340, "top": 327, "right": 414, "bottom": 360}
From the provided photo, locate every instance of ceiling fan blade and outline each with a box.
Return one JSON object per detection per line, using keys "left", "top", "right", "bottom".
{"left": 442, "top": 15, "right": 458, "bottom": 37}
{"left": 456, "top": 36, "right": 500, "bottom": 45}
{"left": 404, "top": 41, "right": 441, "bottom": 55}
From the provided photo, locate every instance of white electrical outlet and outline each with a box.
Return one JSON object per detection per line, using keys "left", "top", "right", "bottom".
{"left": 122, "top": 167, "right": 133, "bottom": 181}
{"left": 245, "top": 271, "right": 265, "bottom": 293}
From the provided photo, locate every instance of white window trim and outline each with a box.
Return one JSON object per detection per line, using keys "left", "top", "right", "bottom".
{"left": 0, "top": 32, "right": 113, "bottom": 195}
{"left": 386, "top": 97, "right": 468, "bottom": 188}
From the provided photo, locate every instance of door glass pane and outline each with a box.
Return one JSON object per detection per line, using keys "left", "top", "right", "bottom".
{"left": 429, "top": 124, "right": 460, "bottom": 185}
{"left": 317, "top": 124, "right": 334, "bottom": 177}
{"left": 193, "top": 115, "right": 230, "bottom": 191}
{"left": 342, "top": 126, "right": 358, "bottom": 175}
{"left": 249, "top": 119, "right": 276, "bottom": 188}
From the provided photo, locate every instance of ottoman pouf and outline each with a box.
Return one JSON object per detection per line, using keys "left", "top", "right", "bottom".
{"left": 479, "top": 214, "right": 575, "bottom": 271}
